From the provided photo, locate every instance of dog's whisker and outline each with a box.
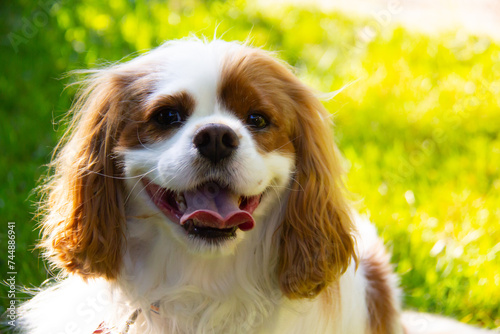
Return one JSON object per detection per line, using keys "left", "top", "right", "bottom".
{"left": 127, "top": 173, "right": 172, "bottom": 205}
{"left": 123, "top": 168, "right": 160, "bottom": 204}
{"left": 87, "top": 170, "right": 155, "bottom": 180}
{"left": 137, "top": 126, "right": 154, "bottom": 151}
{"left": 268, "top": 135, "right": 301, "bottom": 154}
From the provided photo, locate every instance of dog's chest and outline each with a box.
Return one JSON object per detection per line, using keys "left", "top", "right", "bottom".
{"left": 124, "top": 290, "right": 280, "bottom": 334}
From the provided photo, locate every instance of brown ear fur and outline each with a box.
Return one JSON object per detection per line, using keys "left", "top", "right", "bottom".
{"left": 278, "top": 85, "right": 357, "bottom": 299}
{"left": 39, "top": 71, "right": 138, "bottom": 279}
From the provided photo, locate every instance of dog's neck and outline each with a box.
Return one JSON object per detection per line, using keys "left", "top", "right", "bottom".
{"left": 116, "top": 200, "right": 286, "bottom": 333}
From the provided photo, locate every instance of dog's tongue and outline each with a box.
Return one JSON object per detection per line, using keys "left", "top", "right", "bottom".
{"left": 180, "top": 187, "right": 255, "bottom": 231}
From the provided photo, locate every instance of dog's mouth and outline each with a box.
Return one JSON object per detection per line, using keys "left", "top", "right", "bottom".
{"left": 142, "top": 179, "right": 262, "bottom": 242}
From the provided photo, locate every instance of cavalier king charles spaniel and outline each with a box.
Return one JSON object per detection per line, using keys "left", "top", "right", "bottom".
{"left": 19, "top": 39, "right": 404, "bottom": 334}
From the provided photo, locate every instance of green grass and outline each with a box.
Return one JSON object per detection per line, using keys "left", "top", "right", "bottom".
{"left": 1, "top": 0, "right": 499, "bottom": 329}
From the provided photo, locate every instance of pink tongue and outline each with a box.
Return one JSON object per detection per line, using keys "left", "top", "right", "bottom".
{"left": 180, "top": 186, "right": 255, "bottom": 231}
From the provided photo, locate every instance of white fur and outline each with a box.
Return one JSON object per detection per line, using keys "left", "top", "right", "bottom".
{"left": 19, "top": 216, "right": 375, "bottom": 334}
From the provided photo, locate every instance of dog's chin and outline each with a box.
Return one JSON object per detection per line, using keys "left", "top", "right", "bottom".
{"left": 141, "top": 178, "right": 263, "bottom": 253}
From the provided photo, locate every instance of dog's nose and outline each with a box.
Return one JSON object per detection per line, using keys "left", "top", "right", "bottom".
{"left": 193, "top": 123, "right": 239, "bottom": 164}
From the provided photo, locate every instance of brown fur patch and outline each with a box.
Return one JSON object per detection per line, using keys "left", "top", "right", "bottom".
{"left": 119, "top": 91, "right": 195, "bottom": 148}
{"left": 362, "top": 240, "right": 401, "bottom": 334}
{"left": 218, "top": 50, "right": 295, "bottom": 155}
{"left": 40, "top": 71, "right": 136, "bottom": 279}
{"left": 39, "top": 66, "right": 166, "bottom": 279}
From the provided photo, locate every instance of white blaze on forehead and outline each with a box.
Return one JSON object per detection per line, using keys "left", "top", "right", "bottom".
{"left": 146, "top": 40, "right": 241, "bottom": 118}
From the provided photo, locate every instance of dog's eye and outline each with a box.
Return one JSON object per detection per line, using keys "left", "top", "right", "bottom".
{"left": 246, "top": 113, "right": 269, "bottom": 129}
{"left": 153, "top": 108, "right": 183, "bottom": 127}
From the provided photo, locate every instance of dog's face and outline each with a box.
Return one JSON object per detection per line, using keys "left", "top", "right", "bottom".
{"left": 118, "top": 42, "right": 296, "bottom": 251}
{"left": 41, "top": 40, "right": 356, "bottom": 299}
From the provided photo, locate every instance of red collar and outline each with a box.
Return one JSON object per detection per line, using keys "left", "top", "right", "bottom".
{"left": 92, "top": 308, "right": 143, "bottom": 334}
{"left": 92, "top": 303, "right": 161, "bottom": 333}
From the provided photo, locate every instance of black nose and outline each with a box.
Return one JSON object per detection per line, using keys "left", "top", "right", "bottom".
{"left": 193, "top": 123, "right": 239, "bottom": 164}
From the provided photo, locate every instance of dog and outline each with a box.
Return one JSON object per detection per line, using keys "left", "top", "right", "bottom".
{"left": 19, "top": 38, "right": 405, "bottom": 334}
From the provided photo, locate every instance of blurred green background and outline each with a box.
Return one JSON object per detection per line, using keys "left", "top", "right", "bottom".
{"left": 1, "top": 0, "right": 499, "bottom": 329}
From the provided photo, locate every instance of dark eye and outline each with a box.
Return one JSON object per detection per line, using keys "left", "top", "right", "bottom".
{"left": 246, "top": 113, "right": 269, "bottom": 129}
{"left": 153, "top": 108, "right": 183, "bottom": 127}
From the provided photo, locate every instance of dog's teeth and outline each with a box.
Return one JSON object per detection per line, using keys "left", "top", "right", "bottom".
{"left": 175, "top": 192, "right": 184, "bottom": 203}
{"left": 176, "top": 193, "right": 187, "bottom": 212}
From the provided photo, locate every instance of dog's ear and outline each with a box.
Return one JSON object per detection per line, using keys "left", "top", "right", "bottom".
{"left": 40, "top": 71, "right": 136, "bottom": 279}
{"left": 278, "top": 86, "right": 357, "bottom": 299}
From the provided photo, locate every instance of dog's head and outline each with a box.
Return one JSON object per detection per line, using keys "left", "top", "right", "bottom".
{"left": 41, "top": 39, "right": 356, "bottom": 299}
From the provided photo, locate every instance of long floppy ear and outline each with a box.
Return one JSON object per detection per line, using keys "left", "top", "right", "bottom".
{"left": 39, "top": 70, "right": 134, "bottom": 279}
{"left": 278, "top": 87, "right": 357, "bottom": 299}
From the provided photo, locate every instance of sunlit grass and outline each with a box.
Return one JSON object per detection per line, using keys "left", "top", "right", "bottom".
{"left": 331, "top": 29, "right": 500, "bottom": 327}
{"left": 1, "top": 0, "right": 498, "bottom": 328}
